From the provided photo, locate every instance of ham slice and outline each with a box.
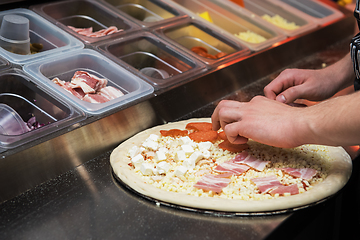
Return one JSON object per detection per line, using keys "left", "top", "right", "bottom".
{"left": 214, "top": 160, "right": 250, "bottom": 176}
{"left": 194, "top": 174, "right": 231, "bottom": 193}
{"left": 269, "top": 184, "right": 299, "bottom": 196}
{"left": 251, "top": 175, "right": 283, "bottom": 193}
{"left": 279, "top": 168, "right": 317, "bottom": 180}
{"left": 233, "top": 151, "right": 270, "bottom": 171}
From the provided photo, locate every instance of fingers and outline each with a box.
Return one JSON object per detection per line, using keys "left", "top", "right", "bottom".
{"left": 224, "top": 121, "right": 249, "bottom": 144}
{"left": 211, "top": 100, "right": 242, "bottom": 131}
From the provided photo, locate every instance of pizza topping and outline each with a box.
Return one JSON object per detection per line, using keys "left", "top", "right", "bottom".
{"left": 186, "top": 122, "right": 213, "bottom": 132}
{"left": 189, "top": 131, "right": 219, "bottom": 143}
{"left": 174, "top": 166, "right": 188, "bottom": 177}
{"left": 269, "top": 184, "right": 299, "bottom": 196}
{"left": 131, "top": 154, "right": 145, "bottom": 168}
{"left": 156, "top": 161, "right": 171, "bottom": 174}
{"left": 279, "top": 168, "right": 318, "bottom": 180}
{"left": 233, "top": 151, "right": 270, "bottom": 171}
{"left": 140, "top": 163, "right": 154, "bottom": 176}
{"left": 218, "top": 131, "right": 227, "bottom": 140}
{"left": 218, "top": 140, "right": 249, "bottom": 152}
{"left": 251, "top": 176, "right": 283, "bottom": 193}
{"left": 194, "top": 174, "right": 231, "bottom": 193}
{"left": 160, "top": 129, "right": 189, "bottom": 137}
{"left": 214, "top": 160, "right": 250, "bottom": 176}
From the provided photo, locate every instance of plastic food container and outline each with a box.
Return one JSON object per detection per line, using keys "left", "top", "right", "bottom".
{"left": 31, "top": 0, "right": 140, "bottom": 45}
{"left": 213, "top": 0, "right": 317, "bottom": 37}
{"left": 97, "top": 31, "right": 207, "bottom": 89}
{"left": 0, "top": 9, "right": 83, "bottom": 65}
{"left": 163, "top": 0, "right": 286, "bottom": 51}
{"left": 98, "top": 0, "right": 188, "bottom": 28}
{"left": 155, "top": 18, "right": 250, "bottom": 67}
{"left": 23, "top": 49, "right": 154, "bottom": 116}
{"left": 268, "top": 0, "right": 344, "bottom": 26}
{"left": 0, "top": 69, "right": 85, "bottom": 151}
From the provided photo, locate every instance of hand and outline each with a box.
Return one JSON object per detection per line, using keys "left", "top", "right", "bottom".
{"left": 264, "top": 54, "right": 354, "bottom": 103}
{"left": 212, "top": 97, "right": 308, "bottom": 148}
{"left": 264, "top": 68, "right": 339, "bottom": 103}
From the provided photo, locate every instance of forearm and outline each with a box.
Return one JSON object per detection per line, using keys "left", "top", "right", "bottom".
{"left": 300, "top": 91, "right": 360, "bottom": 147}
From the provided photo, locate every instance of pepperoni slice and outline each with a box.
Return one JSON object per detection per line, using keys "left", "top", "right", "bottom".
{"left": 218, "top": 131, "right": 227, "bottom": 140}
{"left": 160, "top": 129, "right": 188, "bottom": 137}
{"left": 186, "top": 122, "right": 213, "bottom": 132}
{"left": 189, "top": 130, "right": 218, "bottom": 142}
{"left": 218, "top": 140, "right": 249, "bottom": 152}
{"left": 215, "top": 52, "right": 227, "bottom": 58}
{"left": 191, "top": 46, "right": 208, "bottom": 53}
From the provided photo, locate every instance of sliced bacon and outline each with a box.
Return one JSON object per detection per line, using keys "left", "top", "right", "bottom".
{"left": 233, "top": 151, "right": 269, "bottom": 171}
{"left": 193, "top": 174, "right": 231, "bottom": 193}
{"left": 269, "top": 184, "right": 299, "bottom": 196}
{"left": 214, "top": 160, "right": 250, "bottom": 175}
{"left": 98, "top": 86, "right": 124, "bottom": 100}
{"left": 82, "top": 93, "right": 110, "bottom": 103}
{"left": 72, "top": 71, "right": 108, "bottom": 93}
{"left": 279, "top": 168, "right": 317, "bottom": 181}
{"left": 251, "top": 175, "right": 283, "bottom": 193}
{"left": 68, "top": 25, "right": 122, "bottom": 38}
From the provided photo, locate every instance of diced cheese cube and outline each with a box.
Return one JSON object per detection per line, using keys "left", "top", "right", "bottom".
{"left": 175, "top": 150, "right": 187, "bottom": 162}
{"left": 157, "top": 161, "right": 171, "bottom": 174}
{"left": 140, "top": 163, "right": 153, "bottom": 176}
{"left": 155, "top": 150, "right": 167, "bottom": 162}
{"left": 142, "top": 140, "right": 159, "bottom": 151}
{"left": 128, "top": 146, "right": 140, "bottom": 158}
{"left": 189, "top": 151, "right": 204, "bottom": 164}
{"left": 183, "top": 157, "right": 196, "bottom": 170}
{"left": 198, "top": 141, "right": 212, "bottom": 151}
{"left": 147, "top": 134, "right": 159, "bottom": 142}
{"left": 179, "top": 136, "right": 192, "bottom": 145}
{"left": 202, "top": 150, "right": 211, "bottom": 159}
{"left": 181, "top": 144, "right": 194, "bottom": 156}
{"left": 158, "top": 147, "right": 168, "bottom": 153}
{"left": 131, "top": 154, "right": 144, "bottom": 168}
{"left": 174, "top": 166, "right": 188, "bottom": 177}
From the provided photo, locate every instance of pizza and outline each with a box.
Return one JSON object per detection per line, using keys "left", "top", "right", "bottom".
{"left": 110, "top": 118, "right": 352, "bottom": 213}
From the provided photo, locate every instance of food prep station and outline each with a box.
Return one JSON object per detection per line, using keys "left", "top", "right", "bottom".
{"left": 0, "top": 0, "right": 359, "bottom": 239}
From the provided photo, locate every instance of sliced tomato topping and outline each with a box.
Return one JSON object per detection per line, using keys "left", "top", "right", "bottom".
{"left": 218, "top": 140, "right": 249, "bottom": 153}
{"left": 160, "top": 129, "right": 188, "bottom": 137}
{"left": 186, "top": 122, "right": 213, "bottom": 132}
{"left": 189, "top": 130, "right": 218, "bottom": 143}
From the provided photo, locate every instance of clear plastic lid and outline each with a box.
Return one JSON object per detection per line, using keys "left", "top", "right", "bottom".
{"left": 163, "top": 0, "right": 286, "bottom": 51}
{"left": 214, "top": 0, "right": 317, "bottom": 37}
{"left": 155, "top": 18, "right": 251, "bottom": 68}
{"left": 0, "top": 68, "right": 85, "bottom": 151}
{"left": 268, "top": 0, "right": 344, "bottom": 26}
{"left": 31, "top": 0, "right": 141, "bottom": 45}
{"left": 96, "top": 31, "right": 207, "bottom": 90}
{"left": 23, "top": 49, "right": 154, "bottom": 116}
{"left": 97, "top": 0, "right": 188, "bottom": 28}
{"left": 0, "top": 8, "right": 84, "bottom": 65}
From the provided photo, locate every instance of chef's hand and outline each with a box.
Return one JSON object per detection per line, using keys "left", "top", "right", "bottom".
{"left": 264, "top": 68, "right": 339, "bottom": 103}
{"left": 212, "top": 97, "right": 307, "bottom": 148}
{"left": 264, "top": 54, "right": 355, "bottom": 103}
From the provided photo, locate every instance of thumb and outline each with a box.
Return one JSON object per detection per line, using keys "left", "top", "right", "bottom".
{"left": 275, "top": 86, "right": 305, "bottom": 103}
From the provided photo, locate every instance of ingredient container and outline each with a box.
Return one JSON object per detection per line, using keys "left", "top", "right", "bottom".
{"left": 23, "top": 49, "right": 154, "bottom": 116}
{"left": 97, "top": 31, "right": 207, "bottom": 89}
{"left": 31, "top": 0, "right": 139, "bottom": 45}
{"left": 163, "top": 0, "right": 286, "bottom": 51}
{"left": 98, "top": 0, "right": 188, "bottom": 28}
{"left": 213, "top": 0, "right": 317, "bottom": 37}
{"left": 155, "top": 18, "right": 250, "bottom": 67}
{"left": 268, "top": 0, "right": 344, "bottom": 26}
{"left": 0, "top": 8, "right": 83, "bottom": 65}
{"left": 0, "top": 68, "right": 85, "bottom": 151}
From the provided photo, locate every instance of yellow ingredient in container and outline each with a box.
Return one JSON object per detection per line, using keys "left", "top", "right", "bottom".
{"left": 197, "top": 11, "right": 213, "bottom": 23}
{"left": 262, "top": 14, "right": 300, "bottom": 30}
{"left": 234, "top": 30, "right": 266, "bottom": 43}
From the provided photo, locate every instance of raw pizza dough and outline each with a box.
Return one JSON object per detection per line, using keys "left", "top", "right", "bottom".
{"left": 110, "top": 118, "right": 352, "bottom": 213}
